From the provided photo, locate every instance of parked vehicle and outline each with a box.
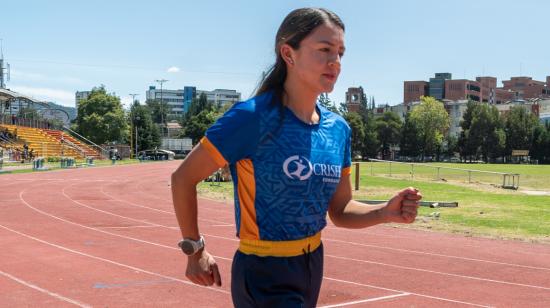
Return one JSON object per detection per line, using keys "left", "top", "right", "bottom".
{"left": 138, "top": 149, "right": 175, "bottom": 161}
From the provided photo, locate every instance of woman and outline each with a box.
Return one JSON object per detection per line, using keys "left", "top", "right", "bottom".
{"left": 171, "top": 7, "right": 421, "bottom": 307}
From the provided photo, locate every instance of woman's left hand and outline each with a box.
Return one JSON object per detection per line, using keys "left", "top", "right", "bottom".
{"left": 381, "top": 187, "right": 422, "bottom": 224}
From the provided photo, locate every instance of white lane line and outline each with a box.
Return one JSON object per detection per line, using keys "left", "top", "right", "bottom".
{"left": 199, "top": 199, "right": 550, "bottom": 258}
{"left": 51, "top": 183, "right": 550, "bottom": 291}
{"left": 318, "top": 293, "right": 410, "bottom": 308}
{"left": 326, "top": 254, "right": 550, "bottom": 291}
{"left": 17, "top": 182, "right": 493, "bottom": 306}
{"left": 41, "top": 182, "right": 550, "bottom": 291}
{"left": 17, "top": 187, "right": 232, "bottom": 261}
{"left": 323, "top": 277, "right": 492, "bottom": 308}
{"left": 323, "top": 238, "right": 550, "bottom": 271}
{"left": 0, "top": 224, "right": 230, "bottom": 295}
{"left": 0, "top": 269, "right": 92, "bottom": 307}
{"left": 12, "top": 178, "right": 540, "bottom": 307}
{"left": 98, "top": 225, "right": 163, "bottom": 229}
{"left": 96, "top": 180, "right": 233, "bottom": 226}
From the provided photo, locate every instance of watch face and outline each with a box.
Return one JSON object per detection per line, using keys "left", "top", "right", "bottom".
{"left": 180, "top": 241, "right": 195, "bottom": 255}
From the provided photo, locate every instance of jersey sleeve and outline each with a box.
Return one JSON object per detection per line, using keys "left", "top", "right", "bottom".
{"left": 342, "top": 125, "right": 352, "bottom": 176}
{"left": 201, "top": 102, "right": 259, "bottom": 167}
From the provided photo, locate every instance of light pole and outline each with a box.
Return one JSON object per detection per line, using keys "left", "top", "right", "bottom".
{"left": 135, "top": 115, "right": 140, "bottom": 159}
{"left": 155, "top": 79, "right": 168, "bottom": 137}
{"left": 128, "top": 93, "right": 139, "bottom": 158}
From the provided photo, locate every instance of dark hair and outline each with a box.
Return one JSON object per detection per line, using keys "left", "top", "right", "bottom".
{"left": 255, "top": 8, "right": 345, "bottom": 105}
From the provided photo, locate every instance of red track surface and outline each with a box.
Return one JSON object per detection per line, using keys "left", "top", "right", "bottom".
{"left": 1, "top": 161, "right": 549, "bottom": 307}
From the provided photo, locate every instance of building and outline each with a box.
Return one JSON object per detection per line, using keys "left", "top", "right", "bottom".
{"left": 183, "top": 86, "right": 196, "bottom": 113}
{"left": 405, "top": 73, "right": 550, "bottom": 104}
{"left": 501, "top": 76, "right": 550, "bottom": 100}
{"left": 538, "top": 99, "right": 550, "bottom": 124}
{"left": 146, "top": 86, "right": 241, "bottom": 116}
{"left": 429, "top": 73, "right": 452, "bottom": 100}
{"left": 75, "top": 91, "right": 91, "bottom": 112}
{"left": 444, "top": 79, "right": 482, "bottom": 102}
{"left": 345, "top": 86, "right": 366, "bottom": 112}
{"left": 196, "top": 89, "right": 241, "bottom": 107}
{"left": 403, "top": 81, "right": 428, "bottom": 106}
{"left": 146, "top": 86, "right": 185, "bottom": 115}
{"left": 443, "top": 100, "right": 469, "bottom": 138}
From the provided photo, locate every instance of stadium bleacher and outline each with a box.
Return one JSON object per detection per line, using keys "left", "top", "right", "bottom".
{"left": 0, "top": 124, "right": 100, "bottom": 159}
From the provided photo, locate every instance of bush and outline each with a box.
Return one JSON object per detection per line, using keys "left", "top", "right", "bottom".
{"left": 47, "top": 156, "right": 61, "bottom": 162}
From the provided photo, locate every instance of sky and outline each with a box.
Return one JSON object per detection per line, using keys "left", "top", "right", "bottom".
{"left": 2, "top": 0, "right": 550, "bottom": 108}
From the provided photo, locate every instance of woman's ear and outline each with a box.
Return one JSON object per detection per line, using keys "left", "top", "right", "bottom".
{"left": 280, "top": 44, "right": 295, "bottom": 66}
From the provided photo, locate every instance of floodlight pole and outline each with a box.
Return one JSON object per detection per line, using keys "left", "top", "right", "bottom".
{"left": 128, "top": 93, "right": 139, "bottom": 158}
{"left": 155, "top": 79, "right": 168, "bottom": 137}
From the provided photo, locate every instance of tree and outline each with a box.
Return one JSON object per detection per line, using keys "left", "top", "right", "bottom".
{"left": 409, "top": 96, "right": 450, "bottom": 161}
{"left": 183, "top": 109, "right": 218, "bottom": 145}
{"left": 343, "top": 112, "right": 365, "bottom": 159}
{"left": 530, "top": 123, "right": 550, "bottom": 163}
{"left": 376, "top": 111, "right": 402, "bottom": 160}
{"left": 186, "top": 92, "right": 212, "bottom": 119}
{"left": 75, "top": 86, "right": 128, "bottom": 145}
{"left": 504, "top": 106, "right": 538, "bottom": 157}
{"left": 399, "top": 114, "right": 422, "bottom": 160}
{"left": 443, "top": 134, "right": 458, "bottom": 159}
{"left": 458, "top": 101, "right": 480, "bottom": 161}
{"left": 145, "top": 99, "right": 168, "bottom": 125}
{"left": 318, "top": 93, "right": 339, "bottom": 114}
{"left": 130, "top": 102, "right": 161, "bottom": 152}
{"left": 467, "top": 104, "right": 505, "bottom": 162}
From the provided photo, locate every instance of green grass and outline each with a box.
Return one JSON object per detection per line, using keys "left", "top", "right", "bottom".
{"left": 354, "top": 175, "right": 550, "bottom": 243}
{"left": 197, "top": 164, "right": 550, "bottom": 244}
{"left": 0, "top": 158, "right": 147, "bottom": 175}
{"left": 357, "top": 161, "right": 550, "bottom": 190}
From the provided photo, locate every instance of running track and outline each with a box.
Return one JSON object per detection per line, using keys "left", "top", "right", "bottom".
{"left": 0, "top": 161, "right": 549, "bottom": 307}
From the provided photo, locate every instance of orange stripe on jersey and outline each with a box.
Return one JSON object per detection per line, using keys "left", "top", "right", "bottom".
{"left": 200, "top": 137, "right": 228, "bottom": 167}
{"left": 342, "top": 166, "right": 352, "bottom": 176}
{"left": 236, "top": 159, "right": 259, "bottom": 240}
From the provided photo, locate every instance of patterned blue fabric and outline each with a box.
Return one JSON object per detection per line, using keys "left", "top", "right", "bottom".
{"left": 205, "top": 91, "right": 351, "bottom": 241}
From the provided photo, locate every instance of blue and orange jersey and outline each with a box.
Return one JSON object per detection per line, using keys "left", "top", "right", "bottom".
{"left": 201, "top": 91, "right": 351, "bottom": 242}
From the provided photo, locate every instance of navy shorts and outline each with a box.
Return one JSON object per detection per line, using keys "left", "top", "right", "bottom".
{"left": 231, "top": 243, "right": 324, "bottom": 308}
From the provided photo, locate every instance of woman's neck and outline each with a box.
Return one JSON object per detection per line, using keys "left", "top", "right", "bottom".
{"left": 283, "top": 78, "right": 319, "bottom": 124}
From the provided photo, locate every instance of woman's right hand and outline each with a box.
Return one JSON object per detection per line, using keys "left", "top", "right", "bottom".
{"left": 186, "top": 249, "right": 222, "bottom": 287}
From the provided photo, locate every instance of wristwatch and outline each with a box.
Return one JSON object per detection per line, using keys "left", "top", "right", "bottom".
{"left": 178, "top": 236, "right": 205, "bottom": 256}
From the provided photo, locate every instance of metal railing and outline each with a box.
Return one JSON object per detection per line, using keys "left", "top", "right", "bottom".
{"left": 62, "top": 126, "right": 108, "bottom": 159}
{"left": 353, "top": 159, "right": 520, "bottom": 190}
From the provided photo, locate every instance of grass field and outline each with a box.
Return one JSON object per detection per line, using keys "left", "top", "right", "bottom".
{"left": 198, "top": 162, "right": 550, "bottom": 244}
{"left": 0, "top": 158, "right": 144, "bottom": 174}
{"left": 359, "top": 161, "right": 550, "bottom": 190}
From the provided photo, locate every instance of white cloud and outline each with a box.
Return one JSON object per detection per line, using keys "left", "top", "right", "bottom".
{"left": 167, "top": 66, "right": 180, "bottom": 73}
{"left": 9, "top": 85, "right": 75, "bottom": 107}
{"left": 10, "top": 69, "right": 86, "bottom": 85}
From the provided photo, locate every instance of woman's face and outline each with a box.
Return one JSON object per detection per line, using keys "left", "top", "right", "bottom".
{"left": 285, "top": 22, "right": 345, "bottom": 94}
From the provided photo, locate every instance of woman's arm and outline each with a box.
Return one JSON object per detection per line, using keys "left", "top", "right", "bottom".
{"left": 171, "top": 143, "right": 224, "bottom": 287}
{"left": 328, "top": 174, "right": 422, "bottom": 229}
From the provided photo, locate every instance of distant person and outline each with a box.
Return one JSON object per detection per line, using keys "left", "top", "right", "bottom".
{"left": 23, "top": 143, "right": 29, "bottom": 161}
{"left": 171, "top": 8, "right": 421, "bottom": 307}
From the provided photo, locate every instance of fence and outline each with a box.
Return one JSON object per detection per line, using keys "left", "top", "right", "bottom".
{"left": 0, "top": 113, "right": 53, "bottom": 129}
{"left": 353, "top": 159, "right": 520, "bottom": 190}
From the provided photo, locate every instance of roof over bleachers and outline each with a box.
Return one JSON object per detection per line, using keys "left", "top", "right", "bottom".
{"left": 0, "top": 88, "right": 46, "bottom": 106}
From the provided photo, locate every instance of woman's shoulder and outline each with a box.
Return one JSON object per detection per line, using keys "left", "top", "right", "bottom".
{"left": 231, "top": 91, "right": 274, "bottom": 113}
{"left": 319, "top": 105, "right": 350, "bottom": 130}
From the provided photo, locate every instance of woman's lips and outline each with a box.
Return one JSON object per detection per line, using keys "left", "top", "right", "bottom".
{"left": 323, "top": 73, "right": 336, "bottom": 81}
